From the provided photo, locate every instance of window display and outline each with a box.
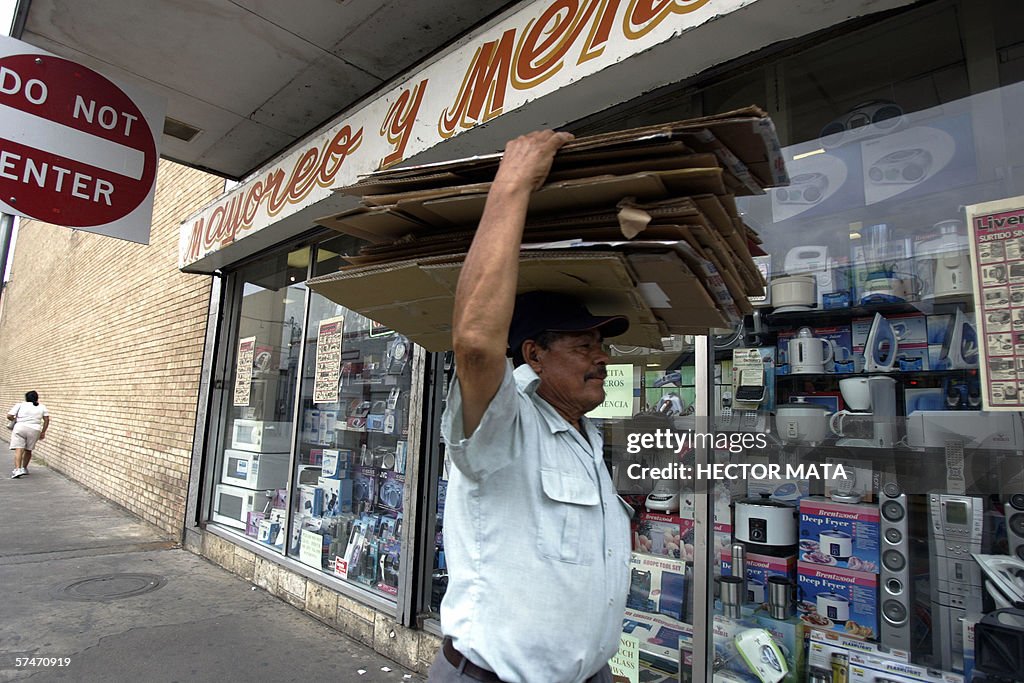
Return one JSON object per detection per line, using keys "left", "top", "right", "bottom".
{"left": 287, "top": 288, "right": 412, "bottom": 598}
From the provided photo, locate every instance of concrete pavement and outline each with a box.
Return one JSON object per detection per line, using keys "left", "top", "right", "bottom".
{"left": 0, "top": 459, "right": 425, "bottom": 682}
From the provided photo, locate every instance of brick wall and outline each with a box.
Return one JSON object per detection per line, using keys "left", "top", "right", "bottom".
{"left": 0, "top": 160, "right": 224, "bottom": 534}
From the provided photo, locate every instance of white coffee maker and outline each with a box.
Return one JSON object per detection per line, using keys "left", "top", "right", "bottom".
{"left": 830, "top": 376, "right": 897, "bottom": 447}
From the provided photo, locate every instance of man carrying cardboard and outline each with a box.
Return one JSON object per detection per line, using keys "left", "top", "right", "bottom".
{"left": 430, "top": 129, "right": 634, "bottom": 683}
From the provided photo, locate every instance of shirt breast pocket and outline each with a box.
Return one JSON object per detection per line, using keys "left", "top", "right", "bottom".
{"left": 538, "top": 467, "right": 600, "bottom": 565}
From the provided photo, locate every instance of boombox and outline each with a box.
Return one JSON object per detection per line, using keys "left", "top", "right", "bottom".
{"left": 774, "top": 172, "right": 829, "bottom": 206}
{"left": 867, "top": 148, "right": 933, "bottom": 185}
{"left": 819, "top": 100, "right": 904, "bottom": 149}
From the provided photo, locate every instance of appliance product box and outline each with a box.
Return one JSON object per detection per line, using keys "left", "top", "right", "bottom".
{"left": 806, "top": 628, "right": 909, "bottom": 672}
{"left": 352, "top": 466, "right": 377, "bottom": 508}
{"left": 317, "top": 476, "right": 353, "bottom": 515}
{"left": 634, "top": 512, "right": 696, "bottom": 561}
{"left": 796, "top": 563, "right": 878, "bottom": 640}
{"left": 720, "top": 550, "right": 796, "bottom": 603}
{"left": 256, "top": 518, "right": 280, "bottom": 545}
{"left": 627, "top": 553, "right": 688, "bottom": 622}
{"left": 799, "top": 497, "right": 880, "bottom": 573}
{"left": 320, "top": 449, "right": 352, "bottom": 479}
{"left": 297, "top": 485, "right": 324, "bottom": 518}
{"left": 622, "top": 606, "right": 693, "bottom": 668}
{"left": 848, "top": 652, "right": 964, "bottom": 683}
{"left": 750, "top": 613, "right": 805, "bottom": 683}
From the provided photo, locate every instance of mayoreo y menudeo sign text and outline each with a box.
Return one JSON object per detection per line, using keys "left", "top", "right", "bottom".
{"left": 0, "top": 34, "right": 164, "bottom": 244}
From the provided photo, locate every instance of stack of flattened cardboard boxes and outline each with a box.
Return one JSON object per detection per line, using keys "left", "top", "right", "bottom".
{"left": 307, "top": 107, "right": 789, "bottom": 351}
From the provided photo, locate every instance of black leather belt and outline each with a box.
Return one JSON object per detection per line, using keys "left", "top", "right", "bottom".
{"left": 442, "top": 638, "right": 503, "bottom": 682}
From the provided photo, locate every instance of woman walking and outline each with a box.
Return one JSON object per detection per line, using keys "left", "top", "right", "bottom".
{"left": 9, "top": 390, "right": 48, "bottom": 478}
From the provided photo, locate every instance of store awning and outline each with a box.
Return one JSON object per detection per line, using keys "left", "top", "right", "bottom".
{"left": 11, "top": 0, "right": 515, "bottom": 180}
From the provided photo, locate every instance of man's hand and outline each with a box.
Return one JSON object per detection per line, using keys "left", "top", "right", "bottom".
{"left": 493, "top": 130, "right": 574, "bottom": 192}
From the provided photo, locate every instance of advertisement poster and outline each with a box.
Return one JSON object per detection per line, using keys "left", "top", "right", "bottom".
{"left": 299, "top": 529, "right": 325, "bottom": 569}
{"left": 967, "top": 196, "right": 1024, "bottom": 410}
{"left": 588, "top": 364, "right": 634, "bottom": 419}
{"left": 232, "top": 336, "right": 256, "bottom": 406}
{"left": 313, "top": 316, "right": 345, "bottom": 404}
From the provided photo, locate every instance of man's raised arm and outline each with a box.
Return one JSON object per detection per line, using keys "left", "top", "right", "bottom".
{"left": 451, "top": 130, "right": 573, "bottom": 436}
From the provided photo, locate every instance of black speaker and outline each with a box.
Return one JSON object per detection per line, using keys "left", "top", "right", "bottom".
{"left": 880, "top": 482, "right": 912, "bottom": 651}
{"left": 1006, "top": 494, "right": 1024, "bottom": 561}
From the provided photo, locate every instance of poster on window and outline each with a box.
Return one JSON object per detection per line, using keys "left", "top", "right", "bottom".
{"left": 313, "top": 316, "right": 345, "bottom": 404}
{"left": 233, "top": 336, "right": 256, "bottom": 406}
{"left": 587, "top": 364, "right": 634, "bottom": 419}
{"left": 967, "top": 196, "right": 1024, "bottom": 410}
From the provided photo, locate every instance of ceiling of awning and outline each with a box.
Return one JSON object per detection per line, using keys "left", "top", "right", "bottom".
{"left": 12, "top": 0, "right": 516, "bottom": 180}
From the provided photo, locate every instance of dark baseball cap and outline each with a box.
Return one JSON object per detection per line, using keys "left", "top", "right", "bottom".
{"left": 507, "top": 290, "right": 629, "bottom": 356}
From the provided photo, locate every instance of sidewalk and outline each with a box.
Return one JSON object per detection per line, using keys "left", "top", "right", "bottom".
{"left": 0, "top": 459, "right": 426, "bottom": 682}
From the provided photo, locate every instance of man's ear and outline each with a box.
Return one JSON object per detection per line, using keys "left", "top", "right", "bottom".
{"left": 522, "top": 340, "right": 543, "bottom": 370}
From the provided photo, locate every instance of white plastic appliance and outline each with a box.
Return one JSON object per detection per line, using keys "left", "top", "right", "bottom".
{"left": 221, "top": 449, "right": 289, "bottom": 490}
{"left": 830, "top": 376, "right": 897, "bottom": 448}
{"left": 775, "top": 399, "right": 830, "bottom": 445}
{"left": 864, "top": 313, "right": 898, "bottom": 373}
{"left": 905, "top": 411, "right": 1023, "bottom": 451}
{"left": 939, "top": 308, "right": 979, "bottom": 369}
{"left": 735, "top": 628, "right": 788, "bottom": 683}
{"left": 735, "top": 496, "right": 798, "bottom": 552}
{"left": 770, "top": 274, "right": 816, "bottom": 312}
{"left": 212, "top": 484, "right": 274, "bottom": 529}
{"left": 231, "top": 419, "right": 291, "bottom": 453}
{"left": 784, "top": 246, "right": 833, "bottom": 307}
{"left": 788, "top": 327, "right": 834, "bottom": 374}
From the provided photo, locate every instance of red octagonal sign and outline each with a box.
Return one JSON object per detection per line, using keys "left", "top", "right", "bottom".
{"left": 0, "top": 51, "right": 158, "bottom": 231}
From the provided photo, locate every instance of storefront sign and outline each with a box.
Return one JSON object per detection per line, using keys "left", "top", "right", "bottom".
{"left": 179, "top": 0, "right": 755, "bottom": 269}
{"left": 313, "top": 315, "right": 345, "bottom": 404}
{"left": 609, "top": 633, "right": 639, "bottom": 683}
{"left": 588, "top": 364, "right": 634, "bottom": 419}
{"left": 233, "top": 336, "right": 256, "bottom": 406}
{"left": 0, "top": 34, "right": 163, "bottom": 244}
{"left": 966, "top": 196, "right": 1024, "bottom": 410}
{"left": 299, "top": 528, "right": 326, "bottom": 568}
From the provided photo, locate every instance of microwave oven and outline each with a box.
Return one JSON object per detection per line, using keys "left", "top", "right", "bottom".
{"left": 221, "top": 450, "right": 289, "bottom": 490}
{"left": 231, "top": 419, "right": 291, "bottom": 453}
{"left": 212, "top": 483, "right": 274, "bottom": 529}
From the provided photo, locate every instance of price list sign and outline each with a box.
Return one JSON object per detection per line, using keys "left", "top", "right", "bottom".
{"left": 313, "top": 316, "right": 345, "bottom": 403}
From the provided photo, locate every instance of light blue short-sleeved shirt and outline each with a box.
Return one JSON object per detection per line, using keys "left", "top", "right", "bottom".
{"left": 440, "top": 361, "right": 632, "bottom": 683}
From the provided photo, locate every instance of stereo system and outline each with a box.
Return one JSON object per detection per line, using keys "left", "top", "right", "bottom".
{"left": 1006, "top": 493, "right": 1024, "bottom": 561}
{"left": 879, "top": 482, "right": 912, "bottom": 651}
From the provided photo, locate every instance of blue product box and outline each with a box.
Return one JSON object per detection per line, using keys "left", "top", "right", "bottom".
{"left": 797, "top": 563, "right": 878, "bottom": 640}
{"left": 256, "top": 519, "right": 280, "bottom": 545}
{"left": 318, "top": 476, "right": 353, "bottom": 515}
{"left": 799, "top": 497, "right": 880, "bottom": 573}
{"left": 352, "top": 466, "right": 377, "bottom": 507}
{"left": 321, "top": 449, "right": 352, "bottom": 479}
{"left": 777, "top": 326, "right": 853, "bottom": 374}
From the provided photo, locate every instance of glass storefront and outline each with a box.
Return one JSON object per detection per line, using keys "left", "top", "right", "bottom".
{"left": 204, "top": 1, "right": 1024, "bottom": 679}
{"left": 208, "top": 235, "right": 420, "bottom": 606}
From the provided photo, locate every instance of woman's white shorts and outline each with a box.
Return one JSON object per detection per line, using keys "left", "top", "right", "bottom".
{"left": 10, "top": 423, "right": 41, "bottom": 450}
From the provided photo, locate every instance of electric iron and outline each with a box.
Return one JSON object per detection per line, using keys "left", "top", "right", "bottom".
{"left": 939, "top": 308, "right": 979, "bottom": 369}
{"left": 864, "top": 313, "right": 898, "bottom": 372}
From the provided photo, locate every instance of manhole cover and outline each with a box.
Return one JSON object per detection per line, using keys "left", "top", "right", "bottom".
{"left": 58, "top": 573, "right": 166, "bottom": 602}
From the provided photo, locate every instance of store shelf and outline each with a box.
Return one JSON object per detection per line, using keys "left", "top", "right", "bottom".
{"left": 762, "top": 296, "right": 975, "bottom": 327}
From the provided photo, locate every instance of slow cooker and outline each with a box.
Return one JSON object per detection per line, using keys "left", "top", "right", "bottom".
{"left": 775, "top": 399, "right": 830, "bottom": 445}
{"left": 735, "top": 495, "right": 798, "bottom": 554}
{"left": 817, "top": 592, "right": 850, "bottom": 623}
{"left": 820, "top": 530, "right": 853, "bottom": 560}
{"left": 770, "top": 274, "right": 816, "bottom": 312}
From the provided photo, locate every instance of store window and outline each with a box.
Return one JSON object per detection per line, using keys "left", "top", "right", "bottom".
{"left": 211, "top": 247, "right": 307, "bottom": 541}
{"left": 209, "top": 233, "right": 419, "bottom": 607}
{"left": 558, "top": 1, "right": 1024, "bottom": 680}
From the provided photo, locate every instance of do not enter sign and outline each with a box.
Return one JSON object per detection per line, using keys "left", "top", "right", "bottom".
{"left": 0, "top": 35, "right": 163, "bottom": 243}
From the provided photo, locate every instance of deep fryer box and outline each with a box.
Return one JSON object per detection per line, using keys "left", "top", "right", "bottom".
{"left": 799, "top": 497, "right": 880, "bottom": 573}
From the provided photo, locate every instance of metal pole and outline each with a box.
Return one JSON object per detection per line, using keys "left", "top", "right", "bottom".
{"left": 0, "top": 213, "right": 15, "bottom": 301}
